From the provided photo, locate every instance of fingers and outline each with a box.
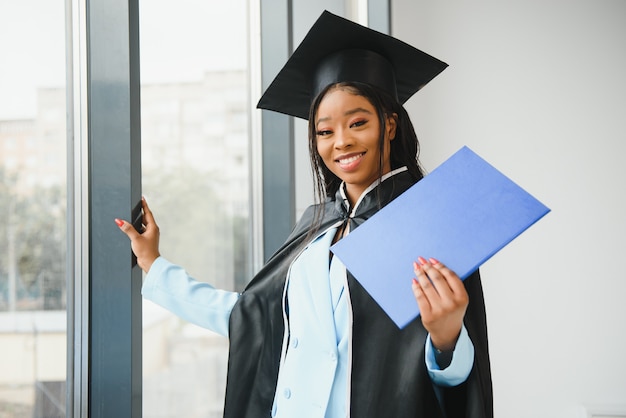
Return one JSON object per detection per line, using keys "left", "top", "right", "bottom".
{"left": 115, "top": 218, "right": 140, "bottom": 240}
{"left": 115, "top": 197, "right": 158, "bottom": 236}
{"left": 412, "top": 257, "right": 469, "bottom": 349}
{"left": 427, "top": 258, "right": 467, "bottom": 296}
{"left": 114, "top": 198, "right": 161, "bottom": 273}
{"left": 413, "top": 257, "right": 452, "bottom": 301}
{"left": 412, "top": 277, "right": 432, "bottom": 318}
{"left": 411, "top": 256, "right": 468, "bottom": 315}
{"left": 141, "top": 196, "right": 157, "bottom": 227}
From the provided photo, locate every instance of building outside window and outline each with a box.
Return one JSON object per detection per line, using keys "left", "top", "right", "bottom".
{"left": 0, "top": 1, "right": 67, "bottom": 416}
{"left": 0, "top": 0, "right": 251, "bottom": 416}
{"left": 139, "top": 1, "right": 251, "bottom": 416}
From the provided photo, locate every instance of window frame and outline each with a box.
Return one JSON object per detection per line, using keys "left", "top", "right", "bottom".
{"left": 66, "top": 0, "right": 142, "bottom": 416}
{"left": 65, "top": 0, "right": 389, "bottom": 416}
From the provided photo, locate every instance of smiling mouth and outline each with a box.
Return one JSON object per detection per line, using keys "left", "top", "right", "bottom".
{"left": 337, "top": 153, "right": 365, "bottom": 165}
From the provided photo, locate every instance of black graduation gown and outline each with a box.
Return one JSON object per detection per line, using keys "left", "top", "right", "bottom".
{"left": 225, "top": 170, "right": 493, "bottom": 418}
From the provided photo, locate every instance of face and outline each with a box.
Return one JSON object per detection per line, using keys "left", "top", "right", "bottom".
{"left": 315, "top": 87, "right": 397, "bottom": 205}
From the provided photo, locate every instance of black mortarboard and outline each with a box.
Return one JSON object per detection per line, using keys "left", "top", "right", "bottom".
{"left": 256, "top": 10, "right": 448, "bottom": 120}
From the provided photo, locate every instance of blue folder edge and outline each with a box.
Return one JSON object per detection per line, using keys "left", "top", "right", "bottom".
{"left": 330, "top": 146, "right": 550, "bottom": 329}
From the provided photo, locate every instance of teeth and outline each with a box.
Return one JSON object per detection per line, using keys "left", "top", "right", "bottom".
{"left": 338, "top": 154, "right": 362, "bottom": 164}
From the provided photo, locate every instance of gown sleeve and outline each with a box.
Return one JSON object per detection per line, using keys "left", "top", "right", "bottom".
{"left": 141, "top": 256, "right": 240, "bottom": 337}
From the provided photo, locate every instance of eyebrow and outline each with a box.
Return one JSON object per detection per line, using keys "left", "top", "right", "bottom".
{"left": 316, "top": 107, "right": 373, "bottom": 126}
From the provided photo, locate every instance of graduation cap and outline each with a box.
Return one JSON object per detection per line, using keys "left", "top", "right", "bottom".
{"left": 256, "top": 10, "right": 448, "bottom": 120}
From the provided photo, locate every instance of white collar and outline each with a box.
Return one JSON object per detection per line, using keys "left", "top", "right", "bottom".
{"left": 339, "top": 166, "right": 408, "bottom": 217}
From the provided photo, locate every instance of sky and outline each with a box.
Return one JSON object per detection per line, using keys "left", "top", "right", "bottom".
{"left": 0, "top": 0, "right": 247, "bottom": 119}
{"left": 0, "top": 1, "right": 66, "bottom": 119}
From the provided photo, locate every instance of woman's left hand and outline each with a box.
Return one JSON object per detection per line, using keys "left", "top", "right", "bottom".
{"left": 411, "top": 257, "right": 469, "bottom": 351}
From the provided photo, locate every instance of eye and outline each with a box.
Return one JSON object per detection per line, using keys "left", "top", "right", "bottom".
{"left": 316, "top": 129, "right": 332, "bottom": 137}
{"left": 350, "top": 119, "right": 367, "bottom": 128}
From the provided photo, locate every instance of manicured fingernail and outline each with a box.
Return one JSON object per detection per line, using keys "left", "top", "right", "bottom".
{"left": 418, "top": 256, "right": 427, "bottom": 266}
{"left": 413, "top": 261, "right": 420, "bottom": 271}
{"left": 115, "top": 218, "right": 124, "bottom": 227}
{"left": 429, "top": 257, "right": 440, "bottom": 265}
{"left": 412, "top": 278, "right": 419, "bottom": 286}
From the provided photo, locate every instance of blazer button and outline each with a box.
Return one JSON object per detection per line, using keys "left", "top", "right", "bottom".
{"left": 291, "top": 337, "right": 299, "bottom": 348}
{"left": 283, "top": 388, "right": 291, "bottom": 399}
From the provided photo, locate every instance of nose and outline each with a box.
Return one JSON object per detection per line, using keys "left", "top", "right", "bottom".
{"left": 334, "top": 128, "right": 354, "bottom": 149}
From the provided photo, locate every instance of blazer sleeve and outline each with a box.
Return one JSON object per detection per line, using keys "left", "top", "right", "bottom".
{"left": 142, "top": 256, "right": 240, "bottom": 337}
{"left": 425, "top": 325, "right": 475, "bottom": 386}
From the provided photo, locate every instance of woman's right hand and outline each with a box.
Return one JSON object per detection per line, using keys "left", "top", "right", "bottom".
{"left": 115, "top": 197, "right": 161, "bottom": 273}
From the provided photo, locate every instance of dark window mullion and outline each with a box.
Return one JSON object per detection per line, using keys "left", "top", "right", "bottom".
{"left": 260, "top": 0, "right": 296, "bottom": 260}
{"left": 85, "top": 0, "right": 142, "bottom": 416}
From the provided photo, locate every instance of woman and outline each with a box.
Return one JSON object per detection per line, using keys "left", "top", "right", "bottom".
{"left": 117, "top": 11, "right": 492, "bottom": 418}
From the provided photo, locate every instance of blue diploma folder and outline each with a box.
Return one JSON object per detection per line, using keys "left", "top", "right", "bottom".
{"left": 330, "top": 146, "right": 550, "bottom": 329}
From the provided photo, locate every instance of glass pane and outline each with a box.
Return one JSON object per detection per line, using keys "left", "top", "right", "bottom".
{"left": 0, "top": 1, "right": 67, "bottom": 417}
{"left": 139, "top": 1, "right": 250, "bottom": 416}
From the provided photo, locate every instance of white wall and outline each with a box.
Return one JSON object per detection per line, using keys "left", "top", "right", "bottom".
{"left": 392, "top": 1, "right": 626, "bottom": 417}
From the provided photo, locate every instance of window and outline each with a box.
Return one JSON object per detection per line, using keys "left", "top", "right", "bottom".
{"left": 0, "top": 1, "right": 67, "bottom": 417}
{"left": 139, "top": 1, "right": 251, "bottom": 416}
